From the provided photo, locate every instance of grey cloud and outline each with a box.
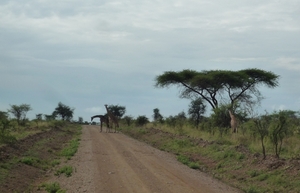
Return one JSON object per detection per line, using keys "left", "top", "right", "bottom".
{"left": 1, "top": 0, "right": 300, "bottom": 121}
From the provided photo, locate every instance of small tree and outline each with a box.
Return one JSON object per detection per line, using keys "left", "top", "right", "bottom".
{"left": 8, "top": 104, "right": 32, "bottom": 125}
{"left": 269, "top": 112, "right": 288, "bottom": 158}
{"left": 123, "top": 115, "right": 134, "bottom": 126}
{"left": 253, "top": 115, "right": 270, "bottom": 159}
{"left": 78, "top": 117, "right": 84, "bottom": 124}
{"left": 188, "top": 98, "right": 206, "bottom": 128}
{"left": 153, "top": 108, "right": 163, "bottom": 123}
{"left": 53, "top": 102, "right": 74, "bottom": 121}
{"left": 106, "top": 105, "right": 126, "bottom": 118}
{"left": 135, "top": 116, "right": 149, "bottom": 126}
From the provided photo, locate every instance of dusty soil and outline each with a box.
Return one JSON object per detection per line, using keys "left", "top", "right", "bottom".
{"left": 36, "top": 125, "right": 242, "bottom": 193}
{"left": 0, "top": 126, "right": 75, "bottom": 193}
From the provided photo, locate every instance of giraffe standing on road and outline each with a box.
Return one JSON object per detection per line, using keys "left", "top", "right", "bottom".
{"left": 104, "top": 104, "right": 119, "bottom": 133}
{"left": 228, "top": 110, "right": 238, "bottom": 133}
{"left": 91, "top": 114, "right": 109, "bottom": 132}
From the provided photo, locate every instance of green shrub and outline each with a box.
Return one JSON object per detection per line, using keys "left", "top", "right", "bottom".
{"left": 0, "top": 120, "right": 17, "bottom": 145}
{"left": 257, "top": 173, "right": 269, "bottom": 181}
{"left": 188, "top": 162, "right": 200, "bottom": 169}
{"left": 60, "top": 139, "right": 80, "bottom": 159}
{"left": 51, "top": 160, "right": 60, "bottom": 167}
{"left": 237, "top": 153, "right": 245, "bottom": 160}
{"left": 249, "top": 170, "right": 259, "bottom": 178}
{"left": 55, "top": 166, "right": 73, "bottom": 177}
{"left": 0, "top": 135, "right": 17, "bottom": 144}
{"left": 177, "top": 154, "right": 200, "bottom": 169}
{"left": 42, "top": 182, "right": 66, "bottom": 193}
{"left": 177, "top": 154, "right": 190, "bottom": 165}
{"left": 174, "top": 139, "right": 192, "bottom": 148}
{"left": 138, "top": 129, "right": 147, "bottom": 134}
{"left": 20, "top": 157, "right": 40, "bottom": 166}
{"left": 135, "top": 116, "right": 149, "bottom": 126}
{"left": 246, "top": 186, "right": 259, "bottom": 193}
{"left": 223, "top": 150, "right": 235, "bottom": 158}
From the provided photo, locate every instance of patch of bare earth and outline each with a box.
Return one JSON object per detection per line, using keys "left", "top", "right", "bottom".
{"left": 0, "top": 127, "right": 74, "bottom": 193}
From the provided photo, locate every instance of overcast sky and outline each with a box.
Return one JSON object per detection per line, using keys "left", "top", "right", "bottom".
{"left": 1, "top": 0, "right": 300, "bottom": 122}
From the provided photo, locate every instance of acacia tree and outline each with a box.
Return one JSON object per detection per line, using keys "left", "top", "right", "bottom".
{"left": 8, "top": 104, "right": 32, "bottom": 125}
{"left": 135, "top": 115, "right": 149, "bottom": 126}
{"left": 155, "top": 68, "right": 279, "bottom": 111}
{"left": 106, "top": 105, "right": 126, "bottom": 118}
{"left": 153, "top": 108, "right": 163, "bottom": 123}
{"left": 53, "top": 102, "right": 74, "bottom": 121}
{"left": 188, "top": 98, "right": 206, "bottom": 128}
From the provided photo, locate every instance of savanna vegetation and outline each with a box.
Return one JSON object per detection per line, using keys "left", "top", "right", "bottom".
{"left": 120, "top": 108, "right": 300, "bottom": 192}
{"left": 0, "top": 102, "right": 81, "bottom": 192}
{"left": 118, "top": 69, "right": 300, "bottom": 192}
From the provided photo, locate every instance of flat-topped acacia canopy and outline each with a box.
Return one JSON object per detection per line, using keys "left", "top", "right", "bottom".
{"left": 154, "top": 68, "right": 279, "bottom": 109}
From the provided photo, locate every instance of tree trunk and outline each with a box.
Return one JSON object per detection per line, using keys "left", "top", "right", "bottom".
{"left": 261, "top": 136, "right": 266, "bottom": 159}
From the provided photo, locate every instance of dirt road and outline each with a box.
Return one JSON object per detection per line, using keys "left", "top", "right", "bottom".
{"left": 43, "top": 125, "right": 241, "bottom": 193}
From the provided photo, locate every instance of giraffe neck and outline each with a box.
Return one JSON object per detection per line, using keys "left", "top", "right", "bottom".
{"left": 105, "top": 106, "right": 113, "bottom": 117}
{"left": 228, "top": 110, "right": 234, "bottom": 118}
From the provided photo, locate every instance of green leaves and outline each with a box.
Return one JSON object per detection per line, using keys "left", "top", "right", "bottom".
{"left": 155, "top": 68, "right": 279, "bottom": 110}
{"left": 55, "top": 165, "right": 73, "bottom": 177}
{"left": 53, "top": 102, "right": 74, "bottom": 121}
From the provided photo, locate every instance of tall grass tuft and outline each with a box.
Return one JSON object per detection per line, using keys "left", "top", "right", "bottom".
{"left": 55, "top": 165, "right": 73, "bottom": 177}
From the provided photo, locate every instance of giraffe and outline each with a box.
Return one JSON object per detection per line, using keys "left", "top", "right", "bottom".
{"left": 228, "top": 109, "right": 238, "bottom": 133}
{"left": 104, "top": 104, "right": 119, "bottom": 133}
{"left": 91, "top": 114, "right": 110, "bottom": 132}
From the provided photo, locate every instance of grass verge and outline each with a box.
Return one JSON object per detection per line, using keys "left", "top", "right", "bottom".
{"left": 121, "top": 125, "right": 300, "bottom": 192}
{"left": 41, "top": 182, "right": 66, "bottom": 193}
{"left": 55, "top": 165, "right": 73, "bottom": 177}
{"left": 0, "top": 122, "right": 82, "bottom": 192}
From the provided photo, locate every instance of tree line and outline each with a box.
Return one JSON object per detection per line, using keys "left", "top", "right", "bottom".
{"left": 0, "top": 102, "right": 75, "bottom": 125}
{"left": 0, "top": 102, "right": 76, "bottom": 144}
{"left": 3, "top": 68, "right": 297, "bottom": 159}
